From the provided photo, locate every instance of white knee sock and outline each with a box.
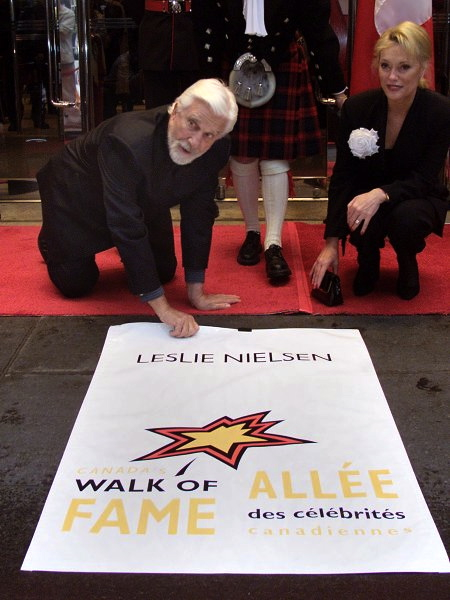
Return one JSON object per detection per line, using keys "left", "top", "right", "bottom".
{"left": 229, "top": 157, "right": 261, "bottom": 233}
{"left": 260, "top": 160, "right": 290, "bottom": 250}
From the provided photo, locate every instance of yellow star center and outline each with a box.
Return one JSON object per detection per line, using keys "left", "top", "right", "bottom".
{"left": 182, "top": 423, "right": 266, "bottom": 453}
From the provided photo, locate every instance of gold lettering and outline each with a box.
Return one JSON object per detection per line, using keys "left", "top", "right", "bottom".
{"left": 310, "top": 470, "right": 337, "bottom": 498}
{"left": 187, "top": 498, "right": 215, "bottom": 535}
{"left": 368, "top": 469, "right": 398, "bottom": 498}
{"left": 281, "top": 471, "right": 307, "bottom": 498}
{"left": 338, "top": 469, "right": 367, "bottom": 498}
{"left": 62, "top": 498, "right": 96, "bottom": 531}
{"left": 90, "top": 499, "right": 130, "bottom": 534}
{"left": 249, "top": 471, "right": 277, "bottom": 499}
{"left": 137, "top": 498, "right": 180, "bottom": 534}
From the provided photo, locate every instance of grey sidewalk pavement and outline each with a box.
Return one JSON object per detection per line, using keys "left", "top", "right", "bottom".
{"left": 0, "top": 313, "right": 448, "bottom": 600}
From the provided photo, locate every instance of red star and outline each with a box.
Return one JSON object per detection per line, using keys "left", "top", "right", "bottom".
{"left": 133, "top": 411, "right": 314, "bottom": 469}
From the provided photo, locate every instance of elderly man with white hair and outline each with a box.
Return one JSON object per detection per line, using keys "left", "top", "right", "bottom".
{"left": 37, "top": 79, "right": 240, "bottom": 337}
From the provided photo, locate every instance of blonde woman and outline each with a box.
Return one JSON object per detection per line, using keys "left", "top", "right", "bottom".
{"left": 311, "top": 21, "right": 450, "bottom": 300}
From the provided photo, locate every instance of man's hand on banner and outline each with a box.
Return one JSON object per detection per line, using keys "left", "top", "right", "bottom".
{"left": 187, "top": 282, "right": 241, "bottom": 311}
{"left": 148, "top": 295, "right": 199, "bottom": 338}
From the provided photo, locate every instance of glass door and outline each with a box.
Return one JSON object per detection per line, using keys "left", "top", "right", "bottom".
{"left": 1, "top": 0, "right": 143, "bottom": 139}
{"left": 0, "top": 0, "right": 143, "bottom": 204}
{"left": 47, "top": 0, "right": 83, "bottom": 135}
{"left": 1, "top": 0, "right": 82, "bottom": 138}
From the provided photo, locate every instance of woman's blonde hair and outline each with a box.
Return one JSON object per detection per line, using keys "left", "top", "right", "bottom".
{"left": 373, "top": 21, "right": 432, "bottom": 88}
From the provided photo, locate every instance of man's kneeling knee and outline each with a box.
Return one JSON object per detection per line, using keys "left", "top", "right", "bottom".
{"left": 47, "top": 257, "right": 99, "bottom": 298}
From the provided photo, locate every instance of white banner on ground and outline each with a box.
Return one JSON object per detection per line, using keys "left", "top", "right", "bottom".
{"left": 22, "top": 324, "right": 449, "bottom": 574}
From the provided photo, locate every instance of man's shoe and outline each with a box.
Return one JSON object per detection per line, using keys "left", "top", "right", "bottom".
{"left": 264, "top": 244, "right": 292, "bottom": 282}
{"left": 237, "top": 231, "right": 262, "bottom": 265}
{"left": 396, "top": 253, "right": 420, "bottom": 300}
{"left": 353, "top": 249, "right": 380, "bottom": 296}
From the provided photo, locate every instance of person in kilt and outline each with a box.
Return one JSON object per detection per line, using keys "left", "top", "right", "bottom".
{"left": 194, "top": 0, "right": 347, "bottom": 283}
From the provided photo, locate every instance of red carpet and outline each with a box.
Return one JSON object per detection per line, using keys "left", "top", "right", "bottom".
{"left": 1, "top": 223, "right": 448, "bottom": 316}
{"left": 296, "top": 222, "right": 450, "bottom": 315}
{"left": 0, "top": 223, "right": 311, "bottom": 316}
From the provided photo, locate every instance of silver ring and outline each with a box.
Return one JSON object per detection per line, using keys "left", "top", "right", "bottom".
{"left": 355, "top": 219, "right": 360, "bottom": 224}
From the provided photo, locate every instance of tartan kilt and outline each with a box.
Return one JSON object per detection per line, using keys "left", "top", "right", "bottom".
{"left": 229, "top": 41, "right": 322, "bottom": 160}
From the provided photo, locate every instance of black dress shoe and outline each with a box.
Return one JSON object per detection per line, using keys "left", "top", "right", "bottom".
{"left": 396, "top": 253, "right": 420, "bottom": 300}
{"left": 237, "top": 231, "right": 262, "bottom": 265}
{"left": 264, "top": 244, "right": 292, "bottom": 282}
{"left": 353, "top": 248, "right": 380, "bottom": 296}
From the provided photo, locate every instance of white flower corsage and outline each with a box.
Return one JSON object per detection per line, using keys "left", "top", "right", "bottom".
{"left": 348, "top": 128, "right": 379, "bottom": 159}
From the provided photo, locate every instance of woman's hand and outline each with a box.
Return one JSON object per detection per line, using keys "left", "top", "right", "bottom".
{"left": 347, "top": 188, "right": 388, "bottom": 234}
{"left": 187, "top": 283, "right": 241, "bottom": 311}
{"left": 148, "top": 295, "right": 199, "bottom": 338}
{"left": 310, "top": 238, "right": 339, "bottom": 289}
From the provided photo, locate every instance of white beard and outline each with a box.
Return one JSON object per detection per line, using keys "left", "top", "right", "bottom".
{"left": 167, "top": 136, "right": 196, "bottom": 165}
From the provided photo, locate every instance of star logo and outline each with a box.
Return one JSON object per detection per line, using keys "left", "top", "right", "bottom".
{"left": 133, "top": 411, "right": 314, "bottom": 469}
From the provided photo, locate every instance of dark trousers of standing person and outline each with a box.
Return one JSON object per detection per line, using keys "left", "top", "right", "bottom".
{"left": 143, "top": 70, "right": 199, "bottom": 109}
{"left": 38, "top": 209, "right": 177, "bottom": 298}
{"left": 349, "top": 198, "right": 440, "bottom": 298}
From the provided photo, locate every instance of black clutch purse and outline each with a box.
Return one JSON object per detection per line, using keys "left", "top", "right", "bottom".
{"left": 311, "top": 270, "right": 344, "bottom": 307}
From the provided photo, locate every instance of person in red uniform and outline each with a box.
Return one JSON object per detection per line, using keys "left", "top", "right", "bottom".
{"left": 139, "top": 0, "right": 200, "bottom": 108}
